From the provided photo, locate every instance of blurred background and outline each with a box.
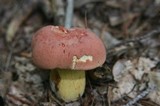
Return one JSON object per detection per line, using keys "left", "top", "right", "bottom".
{"left": 0, "top": 0, "right": 160, "bottom": 106}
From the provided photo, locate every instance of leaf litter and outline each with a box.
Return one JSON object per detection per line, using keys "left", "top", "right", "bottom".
{"left": 0, "top": 0, "right": 160, "bottom": 106}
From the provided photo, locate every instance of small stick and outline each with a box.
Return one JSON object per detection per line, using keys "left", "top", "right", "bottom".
{"left": 123, "top": 87, "right": 155, "bottom": 106}
{"left": 84, "top": 11, "right": 88, "bottom": 28}
{"left": 7, "top": 93, "right": 32, "bottom": 105}
{"left": 109, "top": 28, "right": 160, "bottom": 50}
{"left": 5, "top": 50, "right": 13, "bottom": 71}
{"left": 64, "top": 0, "right": 74, "bottom": 28}
{"left": 107, "top": 28, "right": 160, "bottom": 56}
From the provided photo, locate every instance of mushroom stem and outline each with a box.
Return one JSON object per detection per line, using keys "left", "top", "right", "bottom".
{"left": 50, "top": 69, "right": 85, "bottom": 102}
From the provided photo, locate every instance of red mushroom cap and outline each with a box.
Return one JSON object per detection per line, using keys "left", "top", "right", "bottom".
{"left": 32, "top": 25, "right": 106, "bottom": 70}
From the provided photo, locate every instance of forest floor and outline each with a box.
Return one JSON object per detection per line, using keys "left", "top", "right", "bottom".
{"left": 0, "top": 0, "right": 160, "bottom": 106}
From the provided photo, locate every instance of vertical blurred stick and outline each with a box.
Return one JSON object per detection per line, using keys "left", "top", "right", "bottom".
{"left": 64, "top": 0, "right": 74, "bottom": 28}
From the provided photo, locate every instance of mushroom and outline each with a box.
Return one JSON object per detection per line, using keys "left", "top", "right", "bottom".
{"left": 32, "top": 25, "right": 106, "bottom": 102}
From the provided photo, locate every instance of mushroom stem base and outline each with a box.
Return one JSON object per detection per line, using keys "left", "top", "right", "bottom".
{"left": 50, "top": 69, "right": 85, "bottom": 102}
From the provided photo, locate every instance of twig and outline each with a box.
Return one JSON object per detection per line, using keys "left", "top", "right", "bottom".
{"left": 123, "top": 87, "right": 155, "bottom": 106}
{"left": 64, "top": 0, "right": 74, "bottom": 28}
{"left": 107, "top": 28, "right": 160, "bottom": 56}
{"left": 5, "top": 34, "right": 21, "bottom": 71}
{"left": 4, "top": 50, "right": 13, "bottom": 71}
{"left": 84, "top": 11, "right": 88, "bottom": 28}
{"left": 7, "top": 93, "right": 33, "bottom": 105}
{"left": 127, "top": 28, "right": 160, "bottom": 42}
{"left": 109, "top": 28, "right": 160, "bottom": 50}
{"left": 6, "top": 0, "right": 35, "bottom": 42}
